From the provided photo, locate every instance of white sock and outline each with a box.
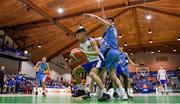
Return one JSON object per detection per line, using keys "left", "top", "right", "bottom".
{"left": 77, "top": 84, "right": 84, "bottom": 90}
{"left": 101, "top": 88, "right": 106, "bottom": 94}
{"left": 119, "top": 86, "right": 125, "bottom": 93}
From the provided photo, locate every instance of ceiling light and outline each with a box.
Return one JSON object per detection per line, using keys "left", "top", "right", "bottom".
{"left": 151, "top": 51, "right": 154, "bottom": 53}
{"left": 37, "top": 43, "right": 42, "bottom": 48}
{"left": 124, "top": 42, "right": 127, "bottom": 47}
{"left": 158, "top": 50, "right": 161, "bottom": 53}
{"left": 97, "top": 0, "right": 102, "bottom": 2}
{"left": 24, "top": 51, "right": 28, "bottom": 55}
{"left": 173, "top": 49, "right": 176, "bottom": 52}
{"left": 57, "top": 7, "right": 64, "bottom": 13}
{"left": 148, "top": 28, "right": 152, "bottom": 34}
{"left": 119, "top": 34, "right": 123, "bottom": 38}
{"left": 149, "top": 39, "right": 153, "bottom": 43}
{"left": 130, "top": 53, "right": 134, "bottom": 55}
{"left": 79, "top": 24, "right": 84, "bottom": 29}
{"left": 146, "top": 14, "right": 152, "bottom": 20}
{"left": 177, "top": 36, "right": 180, "bottom": 41}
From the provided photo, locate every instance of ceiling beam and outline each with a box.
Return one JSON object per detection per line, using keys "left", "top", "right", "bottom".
{"left": 138, "top": 6, "right": 180, "bottom": 18}
{"left": 0, "top": 0, "right": 159, "bottom": 30}
{"left": 47, "top": 9, "right": 129, "bottom": 61}
{"left": 18, "top": 0, "right": 75, "bottom": 36}
{"left": 130, "top": 7, "right": 144, "bottom": 50}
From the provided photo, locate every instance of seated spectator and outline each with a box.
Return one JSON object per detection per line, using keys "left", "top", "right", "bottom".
{"left": 7, "top": 77, "right": 16, "bottom": 94}
{"left": 3, "top": 80, "right": 8, "bottom": 94}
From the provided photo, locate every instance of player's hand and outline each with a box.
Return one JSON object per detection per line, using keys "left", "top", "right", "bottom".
{"left": 81, "top": 49, "right": 89, "bottom": 54}
{"left": 68, "top": 59, "right": 76, "bottom": 65}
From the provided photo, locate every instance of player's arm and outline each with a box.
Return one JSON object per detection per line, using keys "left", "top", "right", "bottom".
{"left": 83, "top": 13, "right": 111, "bottom": 28}
{"left": 82, "top": 39, "right": 100, "bottom": 56}
{"left": 125, "top": 52, "right": 138, "bottom": 66}
{"left": 157, "top": 70, "right": 160, "bottom": 81}
{"left": 33, "top": 61, "right": 40, "bottom": 70}
{"left": 47, "top": 63, "right": 51, "bottom": 71}
{"left": 165, "top": 71, "right": 169, "bottom": 81}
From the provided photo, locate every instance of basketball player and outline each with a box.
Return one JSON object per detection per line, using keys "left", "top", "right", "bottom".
{"left": 69, "top": 28, "right": 104, "bottom": 97}
{"left": 34, "top": 57, "right": 50, "bottom": 97}
{"left": 113, "top": 47, "right": 138, "bottom": 99}
{"left": 84, "top": 13, "right": 127, "bottom": 101}
{"left": 157, "top": 65, "right": 169, "bottom": 95}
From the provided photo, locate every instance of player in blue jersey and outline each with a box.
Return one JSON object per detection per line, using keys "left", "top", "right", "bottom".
{"left": 113, "top": 47, "right": 138, "bottom": 99}
{"left": 83, "top": 14, "right": 126, "bottom": 101}
{"left": 34, "top": 57, "right": 50, "bottom": 97}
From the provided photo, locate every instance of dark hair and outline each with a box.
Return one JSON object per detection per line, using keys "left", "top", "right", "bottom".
{"left": 75, "top": 28, "right": 86, "bottom": 34}
{"left": 106, "top": 16, "right": 114, "bottom": 22}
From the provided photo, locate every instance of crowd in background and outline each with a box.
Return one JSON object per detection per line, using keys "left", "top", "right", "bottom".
{"left": 0, "top": 65, "right": 179, "bottom": 95}
{"left": 0, "top": 41, "right": 31, "bottom": 58}
{"left": 0, "top": 66, "right": 71, "bottom": 94}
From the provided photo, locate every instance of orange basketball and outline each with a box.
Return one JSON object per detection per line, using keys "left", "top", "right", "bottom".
{"left": 70, "top": 48, "right": 87, "bottom": 61}
{"left": 44, "top": 69, "right": 50, "bottom": 75}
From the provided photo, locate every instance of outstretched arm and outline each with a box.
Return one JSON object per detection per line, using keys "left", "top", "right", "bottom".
{"left": 33, "top": 61, "right": 40, "bottom": 70}
{"left": 125, "top": 52, "right": 138, "bottom": 66}
{"left": 83, "top": 13, "right": 111, "bottom": 28}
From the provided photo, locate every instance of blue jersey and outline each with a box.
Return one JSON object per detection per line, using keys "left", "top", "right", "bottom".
{"left": 37, "top": 61, "right": 48, "bottom": 75}
{"left": 118, "top": 52, "right": 128, "bottom": 67}
{"left": 7, "top": 79, "right": 15, "bottom": 86}
{"left": 16, "top": 74, "right": 22, "bottom": 83}
{"left": 99, "top": 25, "right": 118, "bottom": 54}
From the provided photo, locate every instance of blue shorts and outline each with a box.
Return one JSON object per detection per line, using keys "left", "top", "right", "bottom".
{"left": 36, "top": 74, "right": 46, "bottom": 86}
{"left": 116, "top": 65, "right": 130, "bottom": 77}
{"left": 160, "top": 80, "right": 167, "bottom": 85}
{"left": 81, "top": 60, "right": 99, "bottom": 73}
{"left": 105, "top": 48, "right": 119, "bottom": 71}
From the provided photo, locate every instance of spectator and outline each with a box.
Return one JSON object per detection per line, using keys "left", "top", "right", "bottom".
{"left": 7, "top": 77, "right": 16, "bottom": 94}
{"left": 3, "top": 80, "right": 8, "bottom": 94}
{"left": 15, "top": 72, "right": 23, "bottom": 93}
{"left": 0, "top": 66, "right": 5, "bottom": 94}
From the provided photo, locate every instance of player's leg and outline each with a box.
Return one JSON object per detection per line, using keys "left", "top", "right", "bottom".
{"left": 102, "top": 49, "right": 127, "bottom": 100}
{"left": 41, "top": 75, "right": 47, "bottom": 97}
{"left": 89, "top": 68, "right": 106, "bottom": 93}
{"left": 72, "top": 63, "right": 92, "bottom": 97}
{"left": 160, "top": 80, "right": 165, "bottom": 94}
{"left": 35, "top": 75, "right": 40, "bottom": 95}
{"left": 72, "top": 65, "right": 85, "bottom": 90}
{"left": 164, "top": 83, "right": 168, "bottom": 95}
{"left": 82, "top": 68, "right": 106, "bottom": 99}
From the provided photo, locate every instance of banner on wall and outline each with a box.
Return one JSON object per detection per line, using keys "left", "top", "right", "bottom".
{"left": 32, "top": 87, "right": 71, "bottom": 95}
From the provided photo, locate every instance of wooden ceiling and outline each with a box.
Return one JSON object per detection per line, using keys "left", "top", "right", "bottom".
{"left": 0, "top": 0, "right": 180, "bottom": 62}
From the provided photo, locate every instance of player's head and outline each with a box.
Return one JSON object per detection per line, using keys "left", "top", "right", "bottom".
{"left": 1, "top": 65, "right": 5, "bottom": 71}
{"left": 75, "top": 28, "right": 87, "bottom": 41}
{"left": 42, "top": 57, "right": 46, "bottom": 62}
{"left": 119, "top": 47, "right": 124, "bottom": 53}
{"left": 105, "top": 16, "right": 114, "bottom": 25}
{"left": 160, "top": 65, "right": 163, "bottom": 69}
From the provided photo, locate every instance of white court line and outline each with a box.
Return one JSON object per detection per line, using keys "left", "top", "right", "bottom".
{"left": 0, "top": 93, "right": 180, "bottom": 97}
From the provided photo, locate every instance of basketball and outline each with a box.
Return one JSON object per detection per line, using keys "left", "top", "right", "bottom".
{"left": 44, "top": 69, "right": 50, "bottom": 75}
{"left": 70, "top": 48, "right": 87, "bottom": 61}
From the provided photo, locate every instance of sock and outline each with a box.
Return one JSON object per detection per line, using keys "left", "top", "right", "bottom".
{"left": 101, "top": 88, "right": 106, "bottom": 94}
{"left": 77, "top": 84, "right": 84, "bottom": 90}
{"left": 119, "top": 86, "right": 125, "bottom": 93}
